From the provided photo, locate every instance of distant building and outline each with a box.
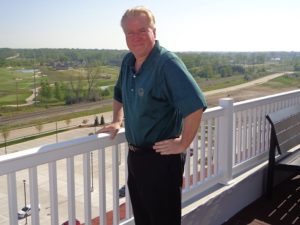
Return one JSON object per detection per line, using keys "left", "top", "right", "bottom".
{"left": 270, "top": 57, "right": 281, "bottom": 61}
{"left": 49, "top": 60, "right": 86, "bottom": 70}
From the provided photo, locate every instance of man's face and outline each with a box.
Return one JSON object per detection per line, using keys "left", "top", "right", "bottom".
{"left": 122, "top": 14, "right": 156, "bottom": 60}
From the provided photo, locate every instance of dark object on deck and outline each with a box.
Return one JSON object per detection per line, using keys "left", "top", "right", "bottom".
{"left": 266, "top": 104, "right": 300, "bottom": 198}
{"left": 119, "top": 185, "right": 126, "bottom": 198}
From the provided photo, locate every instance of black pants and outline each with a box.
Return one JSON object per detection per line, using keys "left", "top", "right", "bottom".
{"left": 127, "top": 150, "right": 186, "bottom": 225}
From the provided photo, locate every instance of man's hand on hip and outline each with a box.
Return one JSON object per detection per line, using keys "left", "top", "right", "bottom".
{"left": 153, "top": 137, "right": 186, "bottom": 155}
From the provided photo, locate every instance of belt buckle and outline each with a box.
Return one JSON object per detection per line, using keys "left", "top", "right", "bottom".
{"left": 129, "top": 144, "right": 137, "bottom": 152}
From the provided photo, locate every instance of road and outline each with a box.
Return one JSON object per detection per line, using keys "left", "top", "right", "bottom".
{"left": 0, "top": 111, "right": 113, "bottom": 144}
{"left": 0, "top": 99, "right": 113, "bottom": 126}
{"left": 205, "top": 72, "right": 292, "bottom": 96}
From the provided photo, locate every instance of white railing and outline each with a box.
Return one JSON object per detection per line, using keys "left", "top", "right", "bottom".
{"left": 182, "top": 89, "right": 300, "bottom": 202}
{"left": 232, "top": 89, "right": 300, "bottom": 174}
{"left": 0, "top": 89, "right": 300, "bottom": 225}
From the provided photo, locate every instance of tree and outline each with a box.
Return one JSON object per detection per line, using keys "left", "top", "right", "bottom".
{"left": 39, "top": 79, "right": 52, "bottom": 105}
{"left": 54, "top": 82, "right": 63, "bottom": 100}
{"left": 75, "top": 78, "right": 84, "bottom": 102}
{"left": 94, "top": 116, "right": 99, "bottom": 126}
{"left": 85, "top": 64, "right": 101, "bottom": 100}
{"left": 294, "top": 64, "right": 300, "bottom": 71}
{"left": 68, "top": 77, "right": 84, "bottom": 103}
{"left": 218, "top": 65, "right": 232, "bottom": 77}
{"left": 1, "top": 127, "right": 10, "bottom": 154}
{"left": 100, "top": 115, "right": 105, "bottom": 125}
{"left": 65, "top": 118, "right": 71, "bottom": 128}
{"left": 101, "top": 88, "right": 110, "bottom": 97}
{"left": 35, "top": 122, "right": 43, "bottom": 135}
{"left": 14, "top": 77, "right": 21, "bottom": 110}
{"left": 64, "top": 83, "right": 75, "bottom": 105}
{"left": 40, "top": 79, "right": 51, "bottom": 98}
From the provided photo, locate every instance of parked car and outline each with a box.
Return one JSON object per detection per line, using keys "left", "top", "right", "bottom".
{"left": 18, "top": 204, "right": 41, "bottom": 220}
{"left": 61, "top": 219, "right": 81, "bottom": 225}
{"left": 119, "top": 185, "right": 126, "bottom": 198}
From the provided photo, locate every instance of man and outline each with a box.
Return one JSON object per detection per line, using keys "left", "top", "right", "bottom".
{"left": 98, "top": 6, "right": 207, "bottom": 225}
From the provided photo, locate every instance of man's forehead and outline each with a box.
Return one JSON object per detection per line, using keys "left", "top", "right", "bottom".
{"left": 123, "top": 16, "right": 149, "bottom": 28}
{"left": 125, "top": 14, "right": 148, "bottom": 22}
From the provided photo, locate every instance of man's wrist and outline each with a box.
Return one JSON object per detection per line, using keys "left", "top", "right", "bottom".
{"left": 112, "top": 119, "right": 123, "bottom": 128}
{"left": 178, "top": 137, "right": 191, "bottom": 151}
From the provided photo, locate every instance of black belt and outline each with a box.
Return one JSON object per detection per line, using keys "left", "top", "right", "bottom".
{"left": 128, "top": 143, "right": 155, "bottom": 153}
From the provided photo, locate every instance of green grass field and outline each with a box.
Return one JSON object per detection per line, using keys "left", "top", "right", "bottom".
{"left": 0, "top": 66, "right": 119, "bottom": 107}
{"left": 0, "top": 68, "right": 36, "bottom": 105}
{"left": 196, "top": 75, "right": 247, "bottom": 92}
{"left": 262, "top": 73, "right": 300, "bottom": 88}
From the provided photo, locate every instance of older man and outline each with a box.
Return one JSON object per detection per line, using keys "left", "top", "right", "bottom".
{"left": 98, "top": 6, "right": 207, "bottom": 225}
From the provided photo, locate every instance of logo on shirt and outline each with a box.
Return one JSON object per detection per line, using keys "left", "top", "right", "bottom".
{"left": 138, "top": 88, "right": 144, "bottom": 97}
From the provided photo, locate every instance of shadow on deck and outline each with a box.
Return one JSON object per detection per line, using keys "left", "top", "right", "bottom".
{"left": 223, "top": 175, "right": 300, "bottom": 225}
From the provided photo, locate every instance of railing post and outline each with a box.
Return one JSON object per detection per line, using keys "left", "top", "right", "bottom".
{"left": 7, "top": 173, "right": 18, "bottom": 225}
{"left": 218, "top": 98, "right": 234, "bottom": 184}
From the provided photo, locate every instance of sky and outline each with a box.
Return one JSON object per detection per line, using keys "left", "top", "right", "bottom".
{"left": 0, "top": 0, "right": 299, "bottom": 52}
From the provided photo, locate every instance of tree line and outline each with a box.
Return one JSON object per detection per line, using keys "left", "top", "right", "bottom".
{"left": 1, "top": 48, "right": 300, "bottom": 71}
{"left": 0, "top": 48, "right": 128, "bottom": 68}
{"left": 1, "top": 48, "right": 300, "bottom": 105}
{"left": 39, "top": 79, "right": 111, "bottom": 105}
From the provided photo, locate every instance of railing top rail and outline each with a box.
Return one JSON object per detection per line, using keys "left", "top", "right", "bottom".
{"left": 234, "top": 89, "right": 300, "bottom": 111}
{"left": 0, "top": 128, "right": 126, "bottom": 175}
{"left": 202, "top": 106, "right": 224, "bottom": 120}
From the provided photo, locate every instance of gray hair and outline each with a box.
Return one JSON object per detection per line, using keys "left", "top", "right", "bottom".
{"left": 121, "top": 6, "right": 156, "bottom": 29}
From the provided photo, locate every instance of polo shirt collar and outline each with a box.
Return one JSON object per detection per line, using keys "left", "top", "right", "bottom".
{"left": 126, "top": 40, "right": 162, "bottom": 73}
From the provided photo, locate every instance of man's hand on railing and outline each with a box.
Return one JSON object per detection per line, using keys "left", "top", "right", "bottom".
{"left": 96, "top": 122, "right": 121, "bottom": 139}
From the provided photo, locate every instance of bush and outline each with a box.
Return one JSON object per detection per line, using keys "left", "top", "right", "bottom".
{"left": 94, "top": 116, "right": 99, "bottom": 126}
{"left": 100, "top": 115, "right": 105, "bottom": 125}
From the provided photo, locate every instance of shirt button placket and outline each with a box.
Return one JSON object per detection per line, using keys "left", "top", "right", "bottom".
{"left": 131, "top": 73, "right": 136, "bottom": 93}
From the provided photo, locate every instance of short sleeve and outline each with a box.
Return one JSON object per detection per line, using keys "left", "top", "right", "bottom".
{"left": 162, "top": 57, "right": 207, "bottom": 117}
{"left": 114, "top": 75, "right": 122, "bottom": 103}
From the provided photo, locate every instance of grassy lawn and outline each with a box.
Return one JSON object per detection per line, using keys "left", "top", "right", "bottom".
{"left": 0, "top": 66, "right": 119, "bottom": 108}
{"left": 196, "top": 75, "right": 246, "bottom": 91}
{"left": 0, "top": 68, "right": 37, "bottom": 105}
{"left": 262, "top": 73, "right": 300, "bottom": 88}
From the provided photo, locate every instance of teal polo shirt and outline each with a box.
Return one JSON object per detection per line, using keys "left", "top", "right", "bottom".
{"left": 114, "top": 41, "right": 207, "bottom": 147}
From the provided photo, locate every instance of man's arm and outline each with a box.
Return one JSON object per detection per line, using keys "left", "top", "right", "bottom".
{"left": 153, "top": 108, "right": 204, "bottom": 155}
{"left": 112, "top": 99, "right": 124, "bottom": 125}
{"left": 96, "top": 99, "right": 123, "bottom": 139}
